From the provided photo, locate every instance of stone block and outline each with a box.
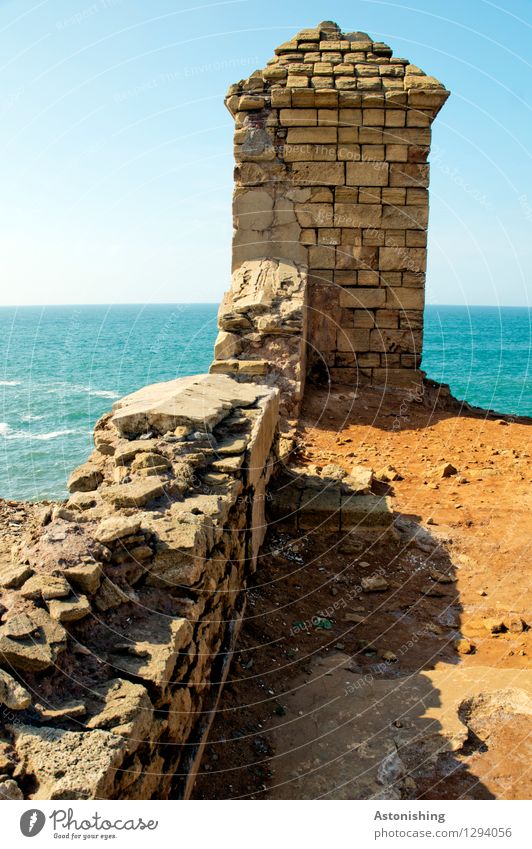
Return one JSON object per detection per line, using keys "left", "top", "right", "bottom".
{"left": 380, "top": 247, "right": 426, "bottom": 272}
{"left": 386, "top": 287, "right": 425, "bottom": 311}
{"left": 390, "top": 163, "right": 430, "bottom": 187}
{"left": 346, "top": 161, "right": 389, "bottom": 186}
{"left": 233, "top": 189, "right": 274, "bottom": 231}
{"left": 339, "top": 288, "right": 386, "bottom": 308}
{"left": 289, "top": 161, "right": 345, "bottom": 186}
{"left": 280, "top": 108, "right": 317, "bottom": 126}
{"left": 333, "top": 203, "right": 381, "bottom": 228}
{"left": 284, "top": 142, "right": 337, "bottom": 161}
{"left": 337, "top": 328, "right": 370, "bottom": 351}
{"left": 381, "top": 205, "right": 428, "bottom": 229}
{"left": 286, "top": 127, "right": 337, "bottom": 143}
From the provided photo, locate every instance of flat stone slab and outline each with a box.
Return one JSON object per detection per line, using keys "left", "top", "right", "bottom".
{"left": 111, "top": 373, "right": 273, "bottom": 436}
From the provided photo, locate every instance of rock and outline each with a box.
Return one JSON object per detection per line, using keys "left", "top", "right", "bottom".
{"left": 503, "top": 614, "right": 526, "bottom": 633}
{"left": 85, "top": 679, "right": 153, "bottom": 755}
{"left": 344, "top": 612, "right": 365, "bottom": 624}
{"left": 213, "top": 331, "right": 242, "bottom": 360}
{"left": 0, "top": 669, "right": 32, "bottom": 710}
{"left": 94, "top": 434, "right": 116, "bottom": 455}
{"left": 320, "top": 463, "right": 347, "bottom": 480}
{"left": 30, "top": 607, "right": 67, "bottom": 646}
{"left": 0, "top": 634, "right": 53, "bottom": 672}
{"left": 376, "top": 465, "right": 401, "bottom": 482}
{"left": 67, "top": 463, "right": 104, "bottom": 493}
{"left": 344, "top": 465, "right": 374, "bottom": 493}
{"left": 0, "top": 563, "right": 33, "bottom": 590}
{"left": 101, "top": 479, "right": 166, "bottom": 508}
{"left": 0, "top": 779, "right": 23, "bottom": 800}
{"left": 454, "top": 638, "right": 475, "bottom": 655}
{"left": 12, "top": 724, "right": 126, "bottom": 800}
{"left": 381, "top": 650, "right": 397, "bottom": 662}
{"left": 131, "top": 452, "right": 170, "bottom": 471}
{"left": 19, "top": 574, "right": 71, "bottom": 601}
{"left": 94, "top": 515, "right": 142, "bottom": 544}
{"left": 47, "top": 595, "right": 91, "bottom": 623}
{"left": 0, "top": 743, "right": 13, "bottom": 772}
{"left": 108, "top": 617, "right": 193, "bottom": 694}
{"left": 0, "top": 613, "right": 38, "bottom": 639}
{"left": 67, "top": 491, "right": 99, "bottom": 511}
{"left": 64, "top": 562, "right": 102, "bottom": 595}
{"left": 38, "top": 702, "right": 87, "bottom": 720}
{"left": 438, "top": 462, "right": 458, "bottom": 478}
{"left": 361, "top": 575, "right": 389, "bottom": 592}
{"left": 94, "top": 577, "right": 130, "bottom": 611}
{"left": 483, "top": 617, "right": 505, "bottom": 634}
{"left": 429, "top": 569, "right": 455, "bottom": 584}
{"left": 114, "top": 439, "right": 159, "bottom": 466}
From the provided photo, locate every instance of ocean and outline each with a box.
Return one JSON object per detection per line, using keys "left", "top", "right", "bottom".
{"left": 0, "top": 304, "right": 530, "bottom": 501}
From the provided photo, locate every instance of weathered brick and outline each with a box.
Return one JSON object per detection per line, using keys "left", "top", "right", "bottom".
{"left": 309, "top": 245, "right": 336, "bottom": 268}
{"left": 339, "top": 288, "right": 386, "bottom": 308}
{"left": 286, "top": 127, "right": 337, "bottom": 143}
{"left": 346, "top": 161, "right": 389, "bottom": 186}
{"left": 295, "top": 203, "right": 334, "bottom": 227}
{"left": 337, "top": 328, "right": 371, "bottom": 351}
{"left": 280, "top": 108, "right": 317, "bottom": 126}
{"left": 334, "top": 204, "right": 381, "bottom": 228}
{"left": 289, "top": 162, "right": 345, "bottom": 185}
{"left": 380, "top": 247, "right": 427, "bottom": 272}
{"left": 386, "top": 287, "right": 425, "bottom": 310}
{"left": 390, "top": 163, "right": 430, "bottom": 187}
{"left": 381, "top": 205, "right": 428, "bottom": 229}
{"left": 284, "top": 142, "right": 337, "bottom": 161}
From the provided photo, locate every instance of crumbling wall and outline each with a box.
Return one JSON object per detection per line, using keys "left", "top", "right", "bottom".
{"left": 226, "top": 21, "right": 449, "bottom": 391}
{"left": 0, "top": 375, "right": 278, "bottom": 799}
{"left": 0, "top": 22, "right": 450, "bottom": 802}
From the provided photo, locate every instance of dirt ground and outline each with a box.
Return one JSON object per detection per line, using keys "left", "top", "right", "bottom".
{"left": 193, "top": 384, "right": 532, "bottom": 800}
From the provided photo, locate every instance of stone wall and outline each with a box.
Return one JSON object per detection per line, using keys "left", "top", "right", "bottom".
{"left": 225, "top": 21, "right": 449, "bottom": 391}
{"left": 0, "top": 23, "right": 450, "bottom": 801}
{"left": 0, "top": 375, "right": 279, "bottom": 799}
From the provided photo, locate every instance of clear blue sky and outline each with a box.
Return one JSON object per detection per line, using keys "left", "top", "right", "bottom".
{"left": 0, "top": 0, "right": 530, "bottom": 306}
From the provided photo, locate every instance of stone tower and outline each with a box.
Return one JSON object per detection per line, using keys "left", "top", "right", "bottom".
{"left": 222, "top": 22, "right": 449, "bottom": 395}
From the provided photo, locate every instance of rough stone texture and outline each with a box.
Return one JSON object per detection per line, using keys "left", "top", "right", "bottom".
{"left": 0, "top": 374, "right": 280, "bottom": 800}
{"left": 226, "top": 22, "right": 449, "bottom": 391}
{"left": 12, "top": 725, "right": 126, "bottom": 800}
{"left": 212, "top": 258, "right": 307, "bottom": 428}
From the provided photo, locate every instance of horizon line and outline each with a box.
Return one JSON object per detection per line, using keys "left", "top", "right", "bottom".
{"left": 0, "top": 302, "right": 530, "bottom": 309}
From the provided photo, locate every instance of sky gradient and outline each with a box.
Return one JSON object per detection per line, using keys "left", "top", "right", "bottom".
{"left": 0, "top": 0, "right": 530, "bottom": 306}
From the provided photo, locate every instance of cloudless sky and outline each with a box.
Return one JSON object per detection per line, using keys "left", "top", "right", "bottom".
{"left": 0, "top": 0, "right": 530, "bottom": 306}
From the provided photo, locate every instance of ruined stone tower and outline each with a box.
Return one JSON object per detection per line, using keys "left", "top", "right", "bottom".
{"left": 221, "top": 22, "right": 449, "bottom": 394}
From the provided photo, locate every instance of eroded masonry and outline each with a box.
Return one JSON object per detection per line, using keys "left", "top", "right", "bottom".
{"left": 213, "top": 20, "right": 448, "bottom": 391}
{"left": 0, "top": 23, "right": 448, "bottom": 800}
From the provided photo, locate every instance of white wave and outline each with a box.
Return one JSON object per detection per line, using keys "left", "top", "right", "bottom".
{"left": 0, "top": 380, "right": 21, "bottom": 386}
{"left": 20, "top": 414, "right": 45, "bottom": 422}
{"left": 85, "top": 389, "right": 120, "bottom": 399}
{"left": 30, "top": 429, "right": 82, "bottom": 441}
{"left": 2, "top": 427, "right": 86, "bottom": 441}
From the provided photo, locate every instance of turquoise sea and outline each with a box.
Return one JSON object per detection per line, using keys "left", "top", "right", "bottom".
{"left": 0, "top": 304, "right": 530, "bottom": 501}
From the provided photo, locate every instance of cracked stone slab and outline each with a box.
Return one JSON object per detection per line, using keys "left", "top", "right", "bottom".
{"left": 111, "top": 373, "right": 273, "bottom": 436}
